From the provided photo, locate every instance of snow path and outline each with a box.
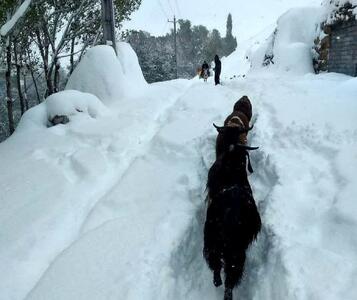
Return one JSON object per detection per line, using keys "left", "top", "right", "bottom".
{"left": 2, "top": 72, "right": 357, "bottom": 299}
{"left": 28, "top": 73, "right": 357, "bottom": 300}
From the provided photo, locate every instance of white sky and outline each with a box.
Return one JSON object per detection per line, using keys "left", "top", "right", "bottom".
{"left": 123, "top": 0, "right": 322, "bottom": 42}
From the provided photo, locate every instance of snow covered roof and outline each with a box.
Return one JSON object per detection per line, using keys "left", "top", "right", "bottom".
{"left": 323, "top": 0, "right": 357, "bottom": 25}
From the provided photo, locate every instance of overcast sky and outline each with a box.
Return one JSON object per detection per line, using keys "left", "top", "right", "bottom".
{"left": 123, "top": 0, "right": 322, "bottom": 42}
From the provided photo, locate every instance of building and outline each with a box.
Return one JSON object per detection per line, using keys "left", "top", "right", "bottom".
{"left": 314, "top": 1, "right": 357, "bottom": 77}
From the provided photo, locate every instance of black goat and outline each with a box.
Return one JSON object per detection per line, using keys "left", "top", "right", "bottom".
{"left": 204, "top": 131, "right": 261, "bottom": 300}
{"left": 214, "top": 121, "right": 254, "bottom": 158}
{"left": 215, "top": 95, "right": 253, "bottom": 159}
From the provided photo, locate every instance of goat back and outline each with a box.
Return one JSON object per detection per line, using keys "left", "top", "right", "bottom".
{"left": 208, "top": 186, "right": 261, "bottom": 249}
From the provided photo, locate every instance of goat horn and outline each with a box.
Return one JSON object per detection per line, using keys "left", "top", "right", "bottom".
{"left": 213, "top": 123, "right": 223, "bottom": 129}
{"left": 214, "top": 123, "right": 252, "bottom": 134}
{"left": 235, "top": 143, "right": 259, "bottom": 150}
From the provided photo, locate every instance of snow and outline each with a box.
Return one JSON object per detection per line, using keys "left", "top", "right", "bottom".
{"left": 323, "top": 0, "right": 357, "bottom": 23}
{"left": 16, "top": 90, "right": 109, "bottom": 132}
{"left": 66, "top": 44, "right": 147, "bottom": 106}
{"left": 1, "top": 7, "right": 357, "bottom": 300}
{"left": 0, "top": 0, "right": 32, "bottom": 36}
{"left": 244, "top": 7, "right": 324, "bottom": 75}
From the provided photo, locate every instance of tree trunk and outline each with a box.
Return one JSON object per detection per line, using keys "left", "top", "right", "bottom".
{"left": 53, "top": 59, "right": 60, "bottom": 93}
{"left": 14, "top": 40, "right": 25, "bottom": 115}
{"left": 23, "top": 71, "right": 29, "bottom": 110}
{"left": 26, "top": 51, "right": 41, "bottom": 104}
{"left": 35, "top": 28, "right": 53, "bottom": 96}
{"left": 70, "top": 37, "right": 75, "bottom": 75}
{"left": 5, "top": 36, "right": 15, "bottom": 134}
{"left": 28, "top": 65, "right": 41, "bottom": 104}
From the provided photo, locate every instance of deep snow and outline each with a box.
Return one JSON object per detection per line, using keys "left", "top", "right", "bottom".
{"left": 1, "top": 4, "right": 357, "bottom": 300}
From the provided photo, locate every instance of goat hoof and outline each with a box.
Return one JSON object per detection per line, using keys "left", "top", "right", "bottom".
{"left": 213, "top": 270, "right": 222, "bottom": 287}
{"left": 223, "top": 288, "right": 233, "bottom": 300}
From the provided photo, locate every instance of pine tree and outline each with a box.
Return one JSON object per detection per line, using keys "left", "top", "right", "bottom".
{"left": 223, "top": 13, "right": 237, "bottom": 56}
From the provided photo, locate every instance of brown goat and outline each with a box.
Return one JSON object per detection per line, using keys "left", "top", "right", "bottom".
{"left": 233, "top": 95, "right": 252, "bottom": 122}
{"left": 215, "top": 96, "right": 253, "bottom": 158}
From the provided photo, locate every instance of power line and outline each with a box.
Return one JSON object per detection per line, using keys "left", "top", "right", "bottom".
{"left": 166, "top": 0, "right": 175, "bottom": 15}
{"left": 168, "top": 15, "right": 178, "bottom": 79}
{"left": 173, "top": 0, "right": 182, "bottom": 18}
{"left": 156, "top": 0, "right": 169, "bottom": 19}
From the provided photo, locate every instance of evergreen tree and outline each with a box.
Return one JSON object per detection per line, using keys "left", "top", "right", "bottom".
{"left": 223, "top": 13, "right": 237, "bottom": 56}
{"left": 192, "top": 25, "right": 209, "bottom": 64}
{"left": 177, "top": 19, "right": 194, "bottom": 78}
{"left": 206, "top": 29, "right": 223, "bottom": 60}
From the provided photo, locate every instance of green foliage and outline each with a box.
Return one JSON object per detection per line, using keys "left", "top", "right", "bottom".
{"left": 206, "top": 29, "right": 223, "bottom": 59}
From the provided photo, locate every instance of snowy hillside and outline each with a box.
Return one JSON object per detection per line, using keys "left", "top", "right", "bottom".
{"left": 1, "top": 4, "right": 357, "bottom": 300}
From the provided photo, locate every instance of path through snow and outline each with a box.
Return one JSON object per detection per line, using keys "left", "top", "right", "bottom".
{"left": 2, "top": 71, "right": 357, "bottom": 300}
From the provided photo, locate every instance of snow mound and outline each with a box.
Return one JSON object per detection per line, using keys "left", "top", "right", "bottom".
{"left": 222, "top": 7, "right": 324, "bottom": 78}
{"left": 221, "top": 24, "right": 276, "bottom": 80}
{"left": 16, "top": 90, "right": 108, "bottom": 132}
{"left": 66, "top": 46, "right": 125, "bottom": 105}
{"left": 116, "top": 41, "right": 147, "bottom": 88}
{"left": 66, "top": 44, "right": 147, "bottom": 105}
{"left": 257, "top": 7, "right": 323, "bottom": 74}
{"left": 45, "top": 90, "right": 108, "bottom": 120}
{"left": 273, "top": 7, "right": 322, "bottom": 74}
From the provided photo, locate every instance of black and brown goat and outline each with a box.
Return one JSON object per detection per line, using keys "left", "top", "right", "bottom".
{"left": 204, "top": 126, "right": 261, "bottom": 300}
{"left": 224, "top": 95, "right": 253, "bottom": 125}
{"left": 215, "top": 96, "right": 253, "bottom": 158}
{"left": 215, "top": 120, "right": 254, "bottom": 158}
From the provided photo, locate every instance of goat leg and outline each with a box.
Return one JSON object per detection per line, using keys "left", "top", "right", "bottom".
{"left": 223, "top": 288, "right": 233, "bottom": 300}
{"left": 213, "top": 269, "right": 222, "bottom": 287}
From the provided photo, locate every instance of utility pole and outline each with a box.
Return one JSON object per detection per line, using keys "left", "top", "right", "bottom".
{"left": 168, "top": 15, "right": 178, "bottom": 79}
{"left": 101, "top": 0, "right": 117, "bottom": 54}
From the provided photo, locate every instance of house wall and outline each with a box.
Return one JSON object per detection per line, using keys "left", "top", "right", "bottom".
{"left": 328, "top": 20, "right": 357, "bottom": 76}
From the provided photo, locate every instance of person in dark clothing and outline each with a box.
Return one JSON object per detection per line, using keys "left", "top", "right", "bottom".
{"left": 214, "top": 55, "right": 221, "bottom": 85}
{"left": 201, "top": 61, "right": 210, "bottom": 81}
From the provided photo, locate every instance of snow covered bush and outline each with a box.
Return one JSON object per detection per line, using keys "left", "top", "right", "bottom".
{"left": 323, "top": 0, "right": 357, "bottom": 24}
{"left": 16, "top": 90, "right": 108, "bottom": 132}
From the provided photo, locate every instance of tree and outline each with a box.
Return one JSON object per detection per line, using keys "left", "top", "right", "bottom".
{"left": 206, "top": 29, "right": 223, "bottom": 60}
{"left": 177, "top": 19, "right": 194, "bottom": 77}
{"left": 223, "top": 13, "right": 237, "bottom": 56}
{"left": 0, "top": 0, "right": 142, "bottom": 140}
{"left": 192, "top": 25, "right": 209, "bottom": 66}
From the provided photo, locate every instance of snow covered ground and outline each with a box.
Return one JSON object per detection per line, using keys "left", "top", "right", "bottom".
{"left": 1, "top": 5, "right": 357, "bottom": 300}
